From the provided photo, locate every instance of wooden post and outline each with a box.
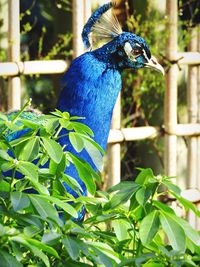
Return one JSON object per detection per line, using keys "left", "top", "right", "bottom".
{"left": 72, "top": 0, "right": 90, "bottom": 58}
{"left": 108, "top": 94, "right": 121, "bottom": 188}
{"left": 8, "top": 0, "right": 21, "bottom": 111}
{"left": 187, "top": 28, "right": 198, "bottom": 228}
{"left": 197, "top": 27, "right": 200, "bottom": 230}
{"left": 164, "top": 0, "right": 178, "bottom": 178}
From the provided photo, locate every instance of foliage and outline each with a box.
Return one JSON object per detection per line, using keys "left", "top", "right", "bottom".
{"left": 0, "top": 104, "right": 200, "bottom": 266}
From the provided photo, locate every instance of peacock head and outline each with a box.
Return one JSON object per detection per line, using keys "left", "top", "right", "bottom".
{"left": 82, "top": 1, "right": 164, "bottom": 74}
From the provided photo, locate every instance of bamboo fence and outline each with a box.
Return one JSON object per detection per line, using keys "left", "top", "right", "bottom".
{"left": 0, "top": 0, "right": 200, "bottom": 227}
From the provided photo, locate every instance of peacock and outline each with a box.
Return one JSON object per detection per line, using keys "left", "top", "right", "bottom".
{"left": 1, "top": 2, "right": 164, "bottom": 221}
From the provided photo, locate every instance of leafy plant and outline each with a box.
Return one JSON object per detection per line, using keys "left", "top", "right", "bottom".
{"left": 0, "top": 103, "right": 200, "bottom": 266}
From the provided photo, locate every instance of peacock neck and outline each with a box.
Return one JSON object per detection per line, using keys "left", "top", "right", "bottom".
{"left": 57, "top": 52, "right": 122, "bottom": 151}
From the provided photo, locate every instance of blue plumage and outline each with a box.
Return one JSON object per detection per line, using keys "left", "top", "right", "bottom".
{"left": 2, "top": 2, "right": 164, "bottom": 221}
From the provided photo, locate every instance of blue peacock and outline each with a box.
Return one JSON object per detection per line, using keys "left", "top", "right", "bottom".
{"left": 1, "top": 2, "right": 164, "bottom": 221}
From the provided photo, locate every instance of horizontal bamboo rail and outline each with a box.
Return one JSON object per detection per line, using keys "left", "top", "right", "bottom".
{"left": 108, "top": 126, "right": 159, "bottom": 143}
{"left": 0, "top": 52, "right": 199, "bottom": 78}
{"left": 178, "top": 52, "right": 200, "bottom": 65}
{"left": 0, "top": 60, "right": 68, "bottom": 76}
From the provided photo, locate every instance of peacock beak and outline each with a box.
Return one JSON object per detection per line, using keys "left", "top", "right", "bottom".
{"left": 145, "top": 56, "right": 165, "bottom": 75}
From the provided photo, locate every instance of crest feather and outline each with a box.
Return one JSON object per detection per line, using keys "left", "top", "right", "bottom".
{"left": 82, "top": 1, "right": 122, "bottom": 50}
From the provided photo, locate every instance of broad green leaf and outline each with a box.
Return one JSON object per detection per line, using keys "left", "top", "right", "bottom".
{"left": 162, "top": 180, "right": 181, "bottom": 195}
{"left": 17, "top": 161, "right": 38, "bottom": 181}
{"left": 143, "top": 263, "right": 165, "bottom": 267}
{"left": 19, "top": 137, "right": 39, "bottom": 162}
{"left": 39, "top": 195, "right": 78, "bottom": 218}
{"left": 0, "top": 149, "right": 11, "bottom": 160}
{"left": 10, "top": 236, "right": 50, "bottom": 267}
{"left": 135, "top": 168, "right": 154, "bottom": 185}
{"left": 41, "top": 137, "right": 63, "bottom": 163}
{"left": 29, "top": 195, "right": 62, "bottom": 226}
{"left": 88, "top": 242, "right": 120, "bottom": 264}
{"left": 42, "top": 231, "right": 62, "bottom": 246}
{"left": 105, "top": 184, "right": 139, "bottom": 210}
{"left": 24, "top": 225, "right": 41, "bottom": 238}
{"left": 153, "top": 200, "right": 175, "bottom": 214}
{"left": 1, "top": 162, "right": 15, "bottom": 172}
{"left": 112, "top": 219, "right": 131, "bottom": 241}
{"left": 68, "top": 153, "right": 96, "bottom": 195}
{"left": 0, "top": 180, "right": 10, "bottom": 192}
{"left": 26, "top": 238, "right": 60, "bottom": 258}
{"left": 139, "top": 210, "right": 160, "bottom": 245}
{"left": 165, "top": 213, "right": 200, "bottom": 247}
{"left": 69, "top": 132, "right": 84, "bottom": 152}
{"left": 83, "top": 138, "right": 103, "bottom": 171}
{"left": 11, "top": 191, "right": 30, "bottom": 211}
{"left": 62, "top": 236, "right": 80, "bottom": 260}
{"left": 78, "top": 133, "right": 105, "bottom": 154}
{"left": 172, "top": 192, "right": 200, "bottom": 217}
{"left": 10, "top": 136, "right": 32, "bottom": 147}
{"left": 0, "top": 250, "right": 23, "bottom": 267}
{"left": 159, "top": 212, "right": 186, "bottom": 252}
{"left": 135, "top": 187, "right": 151, "bottom": 206}
{"left": 108, "top": 181, "right": 138, "bottom": 193}
{"left": 73, "top": 121, "right": 94, "bottom": 136}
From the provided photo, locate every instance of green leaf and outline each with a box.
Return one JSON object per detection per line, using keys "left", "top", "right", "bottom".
{"left": 105, "top": 184, "right": 139, "bottom": 210}
{"left": 135, "top": 187, "right": 151, "bottom": 206}
{"left": 26, "top": 238, "right": 60, "bottom": 258}
{"left": 42, "top": 231, "right": 61, "bottom": 246}
{"left": 0, "top": 250, "right": 23, "bottom": 267}
{"left": 0, "top": 180, "right": 10, "bottom": 192}
{"left": 10, "top": 236, "right": 50, "bottom": 267}
{"left": 69, "top": 132, "right": 84, "bottom": 152}
{"left": 24, "top": 225, "right": 41, "bottom": 238}
{"left": 88, "top": 242, "right": 120, "bottom": 265}
{"left": 17, "top": 161, "right": 38, "bottom": 181}
{"left": 1, "top": 162, "right": 15, "bottom": 172}
{"left": 68, "top": 153, "right": 96, "bottom": 195}
{"left": 135, "top": 168, "right": 154, "bottom": 185}
{"left": 162, "top": 180, "right": 181, "bottom": 195}
{"left": 29, "top": 195, "right": 62, "bottom": 226}
{"left": 159, "top": 212, "right": 186, "bottom": 252}
{"left": 10, "top": 136, "right": 32, "bottom": 147}
{"left": 112, "top": 219, "right": 131, "bottom": 241}
{"left": 62, "top": 236, "right": 80, "bottom": 260}
{"left": 153, "top": 200, "right": 175, "bottom": 214}
{"left": 139, "top": 210, "right": 160, "bottom": 245}
{"left": 172, "top": 192, "right": 200, "bottom": 217}
{"left": 165, "top": 213, "right": 200, "bottom": 247}
{"left": 11, "top": 191, "right": 30, "bottom": 211}
{"left": 41, "top": 137, "right": 63, "bottom": 163}
{"left": 72, "top": 121, "right": 94, "bottom": 136}
{"left": 0, "top": 149, "right": 11, "bottom": 161}
{"left": 39, "top": 195, "right": 78, "bottom": 218}
{"left": 19, "top": 137, "right": 39, "bottom": 162}
{"left": 83, "top": 138, "right": 103, "bottom": 171}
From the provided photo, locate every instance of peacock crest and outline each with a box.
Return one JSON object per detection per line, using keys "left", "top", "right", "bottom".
{"left": 82, "top": 1, "right": 122, "bottom": 50}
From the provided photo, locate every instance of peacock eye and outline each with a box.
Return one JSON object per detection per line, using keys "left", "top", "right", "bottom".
{"left": 131, "top": 48, "right": 142, "bottom": 56}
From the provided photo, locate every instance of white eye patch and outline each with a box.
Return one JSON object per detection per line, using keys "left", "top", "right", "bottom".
{"left": 124, "top": 41, "right": 150, "bottom": 63}
{"left": 124, "top": 42, "right": 134, "bottom": 57}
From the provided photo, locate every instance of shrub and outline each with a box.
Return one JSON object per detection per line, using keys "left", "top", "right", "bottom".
{"left": 0, "top": 103, "right": 200, "bottom": 266}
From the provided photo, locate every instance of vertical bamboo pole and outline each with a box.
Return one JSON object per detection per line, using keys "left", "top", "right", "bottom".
{"left": 108, "top": 94, "right": 121, "bottom": 187}
{"left": 187, "top": 28, "right": 198, "bottom": 228}
{"left": 72, "top": 0, "right": 85, "bottom": 58}
{"left": 164, "top": 0, "right": 178, "bottom": 178}
{"left": 8, "top": 0, "right": 21, "bottom": 110}
{"left": 83, "top": 0, "right": 91, "bottom": 24}
{"left": 187, "top": 28, "right": 199, "bottom": 228}
{"left": 197, "top": 27, "right": 200, "bottom": 230}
